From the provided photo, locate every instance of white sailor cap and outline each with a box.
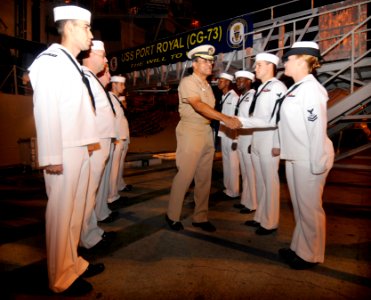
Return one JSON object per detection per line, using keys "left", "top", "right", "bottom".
{"left": 111, "top": 75, "right": 126, "bottom": 83}
{"left": 284, "top": 41, "right": 321, "bottom": 59}
{"left": 53, "top": 5, "right": 91, "bottom": 24}
{"left": 256, "top": 53, "right": 280, "bottom": 66}
{"left": 235, "top": 70, "right": 255, "bottom": 81}
{"left": 187, "top": 44, "right": 215, "bottom": 60}
{"left": 91, "top": 40, "right": 105, "bottom": 51}
{"left": 218, "top": 72, "right": 234, "bottom": 81}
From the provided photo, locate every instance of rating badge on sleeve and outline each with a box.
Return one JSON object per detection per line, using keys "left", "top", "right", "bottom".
{"left": 307, "top": 109, "right": 318, "bottom": 122}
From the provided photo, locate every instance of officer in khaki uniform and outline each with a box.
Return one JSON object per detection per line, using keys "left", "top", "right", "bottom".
{"left": 166, "top": 44, "right": 241, "bottom": 232}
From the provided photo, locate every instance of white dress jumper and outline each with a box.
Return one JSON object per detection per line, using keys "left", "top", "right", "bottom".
{"left": 79, "top": 67, "right": 116, "bottom": 249}
{"left": 217, "top": 89, "right": 240, "bottom": 198}
{"left": 279, "top": 74, "right": 334, "bottom": 263}
{"left": 236, "top": 89, "right": 257, "bottom": 210}
{"left": 250, "top": 78, "right": 287, "bottom": 230}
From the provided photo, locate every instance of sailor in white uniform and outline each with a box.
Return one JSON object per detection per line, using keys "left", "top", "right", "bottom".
{"left": 237, "top": 43, "right": 334, "bottom": 269}
{"left": 216, "top": 72, "right": 240, "bottom": 199}
{"left": 234, "top": 70, "right": 257, "bottom": 214}
{"left": 107, "top": 75, "right": 130, "bottom": 205}
{"left": 28, "top": 5, "right": 104, "bottom": 295}
{"left": 277, "top": 41, "right": 334, "bottom": 269}
{"left": 80, "top": 40, "right": 117, "bottom": 250}
{"left": 244, "top": 53, "right": 287, "bottom": 235}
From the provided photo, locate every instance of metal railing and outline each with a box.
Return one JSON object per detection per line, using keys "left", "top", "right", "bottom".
{"left": 239, "top": 0, "right": 371, "bottom": 95}
{"left": 2, "top": 0, "right": 369, "bottom": 95}
{"left": 120, "top": 0, "right": 371, "bottom": 94}
{"left": 0, "top": 64, "right": 32, "bottom": 95}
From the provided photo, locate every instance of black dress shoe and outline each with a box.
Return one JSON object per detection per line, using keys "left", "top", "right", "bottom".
{"left": 61, "top": 277, "right": 92, "bottom": 296}
{"left": 165, "top": 215, "right": 184, "bottom": 231}
{"left": 224, "top": 194, "right": 240, "bottom": 201}
{"left": 82, "top": 263, "right": 105, "bottom": 278}
{"left": 240, "top": 207, "right": 255, "bottom": 214}
{"left": 289, "top": 256, "right": 318, "bottom": 270}
{"left": 99, "top": 211, "right": 119, "bottom": 223}
{"left": 192, "top": 221, "right": 216, "bottom": 232}
{"left": 121, "top": 184, "right": 133, "bottom": 192}
{"left": 87, "top": 234, "right": 113, "bottom": 251}
{"left": 255, "top": 226, "right": 277, "bottom": 235}
{"left": 278, "top": 248, "right": 296, "bottom": 264}
{"left": 233, "top": 203, "right": 245, "bottom": 209}
{"left": 108, "top": 197, "right": 128, "bottom": 210}
{"left": 102, "top": 231, "right": 117, "bottom": 241}
{"left": 244, "top": 220, "right": 260, "bottom": 227}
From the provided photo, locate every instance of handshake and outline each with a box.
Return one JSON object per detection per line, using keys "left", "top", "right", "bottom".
{"left": 224, "top": 116, "right": 242, "bottom": 130}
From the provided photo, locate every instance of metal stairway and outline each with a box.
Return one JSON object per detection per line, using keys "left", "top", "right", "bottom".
{"left": 125, "top": 0, "right": 371, "bottom": 167}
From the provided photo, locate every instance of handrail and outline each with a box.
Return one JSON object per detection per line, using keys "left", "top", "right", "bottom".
{"left": 238, "top": 0, "right": 370, "bottom": 96}
{"left": 0, "top": 64, "right": 32, "bottom": 95}
{"left": 1, "top": 0, "right": 370, "bottom": 95}
{"left": 127, "top": 0, "right": 370, "bottom": 91}
{"left": 123, "top": 0, "right": 346, "bottom": 90}
{"left": 242, "top": 1, "right": 370, "bottom": 57}
{"left": 323, "top": 48, "right": 371, "bottom": 91}
{"left": 242, "top": 0, "right": 302, "bottom": 21}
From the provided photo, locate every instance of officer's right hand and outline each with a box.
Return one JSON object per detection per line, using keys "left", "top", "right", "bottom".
{"left": 225, "top": 116, "right": 242, "bottom": 129}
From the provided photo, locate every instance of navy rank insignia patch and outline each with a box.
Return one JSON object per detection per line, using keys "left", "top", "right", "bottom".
{"left": 307, "top": 108, "right": 318, "bottom": 122}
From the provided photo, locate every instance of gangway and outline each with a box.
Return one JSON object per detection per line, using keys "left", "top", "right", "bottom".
{"left": 121, "top": 1, "right": 370, "bottom": 90}
{"left": 117, "top": 0, "right": 370, "bottom": 167}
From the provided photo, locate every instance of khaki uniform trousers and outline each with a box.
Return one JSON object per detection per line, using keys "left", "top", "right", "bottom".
{"left": 45, "top": 146, "right": 90, "bottom": 293}
{"left": 168, "top": 121, "right": 215, "bottom": 223}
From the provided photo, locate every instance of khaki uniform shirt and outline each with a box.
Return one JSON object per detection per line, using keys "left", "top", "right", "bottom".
{"left": 178, "top": 74, "right": 215, "bottom": 124}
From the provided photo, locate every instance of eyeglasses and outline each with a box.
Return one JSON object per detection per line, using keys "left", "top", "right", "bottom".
{"left": 198, "top": 58, "right": 214, "bottom": 65}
